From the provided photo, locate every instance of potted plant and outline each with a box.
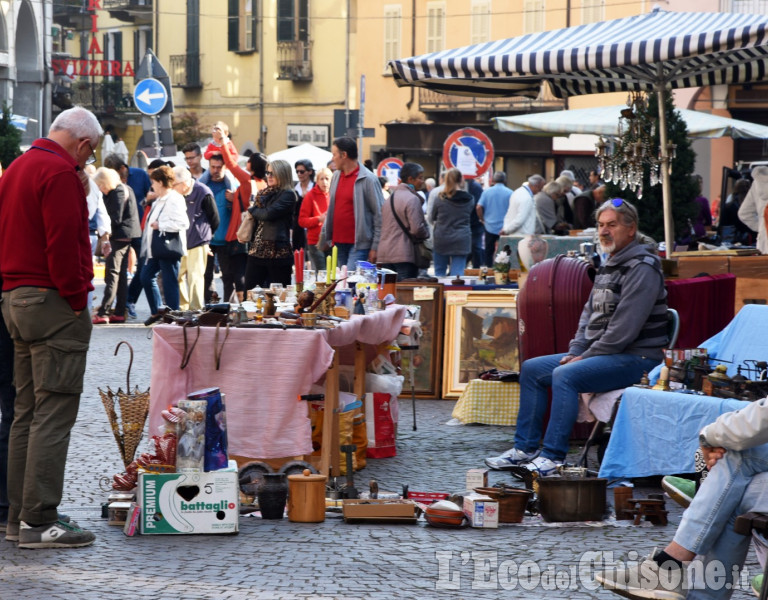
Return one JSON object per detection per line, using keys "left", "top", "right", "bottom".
{"left": 493, "top": 249, "right": 511, "bottom": 284}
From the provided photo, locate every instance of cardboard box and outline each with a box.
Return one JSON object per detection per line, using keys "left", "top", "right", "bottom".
{"left": 466, "top": 469, "right": 488, "bottom": 490}
{"left": 108, "top": 501, "right": 132, "bottom": 526}
{"left": 342, "top": 499, "right": 419, "bottom": 523}
{"left": 463, "top": 493, "right": 499, "bottom": 528}
{"left": 138, "top": 470, "right": 239, "bottom": 535}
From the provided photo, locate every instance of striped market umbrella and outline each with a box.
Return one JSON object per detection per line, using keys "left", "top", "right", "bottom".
{"left": 493, "top": 106, "right": 768, "bottom": 139}
{"left": 388, "top": 8, "right": 768, "bottom": 254}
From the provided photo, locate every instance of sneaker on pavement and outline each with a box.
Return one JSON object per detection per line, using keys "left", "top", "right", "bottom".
{"left": 484, "top": 447, "right": 538, "bottom": 470}
{"left": 92, "top": 314, "right": 109, "bottom": 324}
{"left": 523, "top": 456, "right": 562, "bottom": 477}
{"left": 662, "top": 476, "right": 695, "bottom": 509}
{"left": 594, "top": 549, "right": 687, "bottom": 600}
{"left": 18, "top": 520, "right": 95, "bottom": 549}
{"left": 752, "top": 574, "right": 762, "bottom": 597}
{"left": 109, "top": 314, "right": 126, "bottom": 323}
{"left": 126, "top": 303, "right": 137, "bottom": 319}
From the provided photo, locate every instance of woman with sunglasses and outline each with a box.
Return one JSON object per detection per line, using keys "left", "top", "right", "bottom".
{"left": 245, "top": 160, "right": 296, "bottom": 288}
{"left": 292, "top": 159, "right": 315, "bottom": 252}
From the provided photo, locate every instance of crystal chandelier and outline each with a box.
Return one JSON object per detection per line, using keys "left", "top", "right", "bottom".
{"left": 594, "top": 92, "right": 676, "bottom": 199}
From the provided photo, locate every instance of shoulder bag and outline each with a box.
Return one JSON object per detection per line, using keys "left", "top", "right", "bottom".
{"left": 390, "top": 194, "right": 431, "bottom": 269}
{"left": 150, "top": 202, "right": 184, "bottom": 261}
{"left": 236, "top": 183, "right": 257, "bottom": 244}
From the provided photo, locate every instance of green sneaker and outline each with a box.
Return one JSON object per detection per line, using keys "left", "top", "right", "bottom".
{"left": 18, "top": 520, "right": 95, "bottom": 549}
{"left": 662, "top": 476, "right": 696, "bottom": 508}
{"left": 752, "top": 573, "right": 762, "bottom": 597}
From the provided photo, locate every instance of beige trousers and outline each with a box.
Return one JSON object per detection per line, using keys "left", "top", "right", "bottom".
{"left": 178, "top": 244, "right": 209, "bottom": 311}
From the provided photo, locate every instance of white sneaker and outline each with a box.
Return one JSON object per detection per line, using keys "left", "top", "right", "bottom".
{"left": 484, "top": 447, "right": 537, "bottom": 470}
{"left": 523, "top": 456, "right": 562, "bottom": 476}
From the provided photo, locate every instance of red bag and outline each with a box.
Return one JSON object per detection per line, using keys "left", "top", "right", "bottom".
{"left": 365, "top": 392, "right": 397, "bottom": 458}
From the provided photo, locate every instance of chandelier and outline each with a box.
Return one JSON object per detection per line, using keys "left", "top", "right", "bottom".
{"left": 594, "top": 92, "right": 676, "bottom": 199}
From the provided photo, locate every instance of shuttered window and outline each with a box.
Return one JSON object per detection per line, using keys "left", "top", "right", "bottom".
{"left": 383, "top": 5, "right": 402, "bottom": 71}
{"left": 426, "top": 2, "right": 445, "bottom": 53}
{"left": 523, "top": 0, "right": 545, "bottom": 34}
{"left": 470, "top": 0, "right": 491, "bottom": 44}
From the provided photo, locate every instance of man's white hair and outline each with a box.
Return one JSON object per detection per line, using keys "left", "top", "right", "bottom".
{"left": 49, "top": 106, "right": 103, "bottom": 145}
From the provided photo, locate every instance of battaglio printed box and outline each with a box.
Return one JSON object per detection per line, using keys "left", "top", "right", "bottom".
{"left": 138, "top": 469, "right": 239, "bottom": 535}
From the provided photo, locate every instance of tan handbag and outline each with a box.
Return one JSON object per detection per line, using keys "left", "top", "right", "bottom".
{"left": 236, "top": 183, "right": 258, "bottom": 244}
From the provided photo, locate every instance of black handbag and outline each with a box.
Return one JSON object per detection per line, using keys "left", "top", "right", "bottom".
{"left": 390, "top": 194, "right": 431, "bottom": 269}
{"left": 150, "top": 202, "right": 184, "bottom": 261}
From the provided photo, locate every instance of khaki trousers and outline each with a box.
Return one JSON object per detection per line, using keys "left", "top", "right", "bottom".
{"left": 178, "top": 244, "right": 209, "bottom": 311}
{"left": 1, "top": 287, "right": 91, "bottom": 526}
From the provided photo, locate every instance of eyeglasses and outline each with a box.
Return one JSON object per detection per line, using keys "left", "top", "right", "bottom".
{"left": 184, "top": 154, "right": 199, "bottom": 162}
{"left": 611, "top": 198, "right": 625, "bottom": 208}
{"left": 85, "top": 141, "right": 97, "bottom": 165}
{"left": 296, "top": 169, "right": 307, "bottom": 174}
{"left": 265, "top": 171, "right": 274, "bottom": 177}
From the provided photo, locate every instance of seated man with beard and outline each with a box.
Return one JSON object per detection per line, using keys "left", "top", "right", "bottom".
{"left": 484, "top": 199, "right": 668, "bottom": 476}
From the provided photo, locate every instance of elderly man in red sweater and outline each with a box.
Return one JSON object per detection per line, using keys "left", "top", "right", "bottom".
{"left": 0, "top": 106, "right": 101, "bottom": 549}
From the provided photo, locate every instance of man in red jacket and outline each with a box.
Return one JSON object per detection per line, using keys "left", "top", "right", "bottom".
{"left": 0, "top": 106, "right": 101, "bottom": 548}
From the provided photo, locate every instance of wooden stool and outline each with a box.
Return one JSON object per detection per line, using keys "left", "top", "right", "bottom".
{"left": 629, "top": 498, "right": 669, "bottom": 526}
{"left": 734, "top": 512, "right": 768, "bottom": 600}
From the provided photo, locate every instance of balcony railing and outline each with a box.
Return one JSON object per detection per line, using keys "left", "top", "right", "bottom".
{"left": 276, "top": 41, "right": 313, "bottom": 82}
{"left": 64, "top": 81, "right": 135, "bottom": 115}
{"left": 103, "top": 0, "right": 152, "bottom": 24}
{"left": 170, "top": 53, "right": 202, "bottom": 89}
{"left": 52, "top": 0, "right": 89, "bottom": 28}
{"left": 419, "top": 88, "right": 565, "bottom": 114}
{"left": 720, "top": 0, "right": 768, "bottom": 12}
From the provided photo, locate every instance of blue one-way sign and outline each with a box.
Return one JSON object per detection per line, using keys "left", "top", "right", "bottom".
{"left": 133, "top": 78, "right": 168, "bottom": 116}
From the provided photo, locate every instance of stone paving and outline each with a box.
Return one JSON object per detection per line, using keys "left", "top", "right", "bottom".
{"left": 0, "top": 278, "right": 760, "bottom": 599}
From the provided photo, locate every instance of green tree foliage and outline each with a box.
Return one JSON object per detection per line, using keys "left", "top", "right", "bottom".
{"left": 605, "top": 93, "right": 698, "bottom": 246}
{"left": 172, "top": 111, "right": 206, "bottom": 149}
{"left": 0, "top": 104, "right": 23, "bottom": 170}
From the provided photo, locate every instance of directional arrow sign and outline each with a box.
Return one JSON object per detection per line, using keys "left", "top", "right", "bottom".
{"left": 133, "top": 78, "right": 168, "bottom": 116}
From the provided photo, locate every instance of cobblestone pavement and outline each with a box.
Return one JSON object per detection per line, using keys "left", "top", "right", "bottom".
{"left": 0, "top": 279, "right": 759, "bottom": 599}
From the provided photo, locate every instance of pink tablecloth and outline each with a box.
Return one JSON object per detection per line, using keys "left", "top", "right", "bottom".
{"left": 148, "top": 305, "right": 406, "bottom": 459}
{"left": 149, "top": 326, "right": 334, "bottom": 459}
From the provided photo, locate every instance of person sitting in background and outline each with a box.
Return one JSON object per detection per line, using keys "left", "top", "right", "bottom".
{"left": 377, "top": 162, "right": 430, "bottom": 280}
{"left": 484, "top": 199, "right": 667, "bottom": 476}
{"left": 572, "top": 184, "right": 606, "bottom": 230}
{"left": 299, "top": 167, "right": 332, "bottom": 271}
{"left": 92, "top": 167, "right": 140, "bottom": 324}
{"left": 430, "top": 168, "right": 475, "bottom": 277}
{"left": 140, "top": 166, "right": 189, "bottom": 323}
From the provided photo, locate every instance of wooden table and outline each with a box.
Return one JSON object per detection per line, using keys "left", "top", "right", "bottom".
{"left": 149, "top": 306, "right": 407, "bottom": 477}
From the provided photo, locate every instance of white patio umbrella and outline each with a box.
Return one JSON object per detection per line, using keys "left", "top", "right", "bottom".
{"left": 268, "top": 143, "right": 333, "bottom": 181}
{"left": 388, "top": 8, "right": 768, "bottom": 254}
{"left": 493, "top": 106, "right": 768, "bottom": 140}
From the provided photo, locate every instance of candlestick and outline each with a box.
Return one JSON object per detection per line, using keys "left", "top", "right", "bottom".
{"left": 326, "top": 255, "right": 332, "bottom": 283}
{"left": 299, "top": 248, "right": 304, "bottom": 272}
{"left": 331, "top": 245, "right": 338, "bottom": 280}
{"left": 341, "top": 265, "right": 347, "bottom": 281}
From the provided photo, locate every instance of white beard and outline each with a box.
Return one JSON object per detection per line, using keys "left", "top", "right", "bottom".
{"left": 600, "top": 240, "right": 615, "bottom": 255}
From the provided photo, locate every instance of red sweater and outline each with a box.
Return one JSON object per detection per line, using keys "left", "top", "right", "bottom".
{"left": 0, "top": 138, "right": 93, "bottom": 310}
{"left": 298, "top": 185, "right": 329, "bottom": 245}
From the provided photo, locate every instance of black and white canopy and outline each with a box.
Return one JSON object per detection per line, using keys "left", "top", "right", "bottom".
{"left": 387, "top": 9, "right": 768, "bottom": 99}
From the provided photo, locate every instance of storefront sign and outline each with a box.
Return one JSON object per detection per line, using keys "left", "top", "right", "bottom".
{"left": 287, "top": 124, "right": 330, "bottom": 148}
{"left": 52, "top": 59, "right": 135, "bottom": 78}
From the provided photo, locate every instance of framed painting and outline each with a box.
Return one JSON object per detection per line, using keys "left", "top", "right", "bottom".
{"left": 442, "top": 290, "right": 519, "bottom": 399}
{"left": 395, "top": 283, "right": 444, "bottom": 399}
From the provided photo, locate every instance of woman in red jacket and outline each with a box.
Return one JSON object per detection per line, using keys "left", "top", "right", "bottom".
{"left": 218, "top": 139, "right": 268, "bottom": 247}
{"left": 298, "top": 167, "right": 331, "bottom": 270}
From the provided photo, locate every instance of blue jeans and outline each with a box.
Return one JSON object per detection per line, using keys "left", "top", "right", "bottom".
{"left": 0, "top": 309, "right": 15, "bottom": 523}
{"left": 678, "top": 449, "right": 768, "bottom": 598}
{"left": 141, "top": 257, "right": 181, "bottom": 315}
{"left": 514, "top": 352, "right": 660, "bottom": 461}
{"left": 433, "top": 252, "right": 467, "bottom": 277}
{"left": 334, "top": 243, "right": 371, "bottom": 271}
